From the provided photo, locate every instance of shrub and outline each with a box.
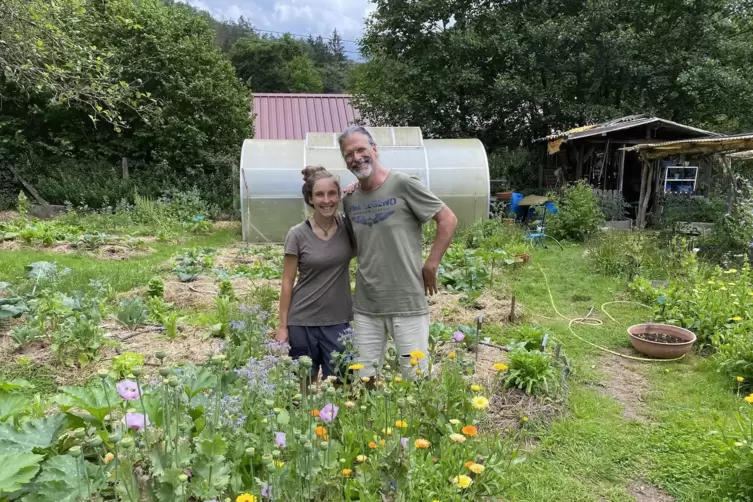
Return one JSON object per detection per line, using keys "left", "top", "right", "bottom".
{"left": 593, "top": 189, "right": 629, "bottom": 221}
{"left": 547, "top": 180, "right": 604, "bottom": 242}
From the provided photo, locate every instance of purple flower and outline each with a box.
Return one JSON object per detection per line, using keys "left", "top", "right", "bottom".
{"left": 122, "top": 412, "right": 149, "bottom": 432}
{"left": 116, "top": 380, "right": 140, "bottom": 400}
{"left": 261, "top": 483, "right": 273, "bottom": 499}
{"left": 275, "top": 431, "right": 286, "bottom": 448}
{"left": 400, "top": 437, "right": 409, "bottom": 449}
{"left": 452, "top": 331, "right": 465, "bottom": 342}
{"left": 319, "top": 403, "right": 338, "bottom": 423}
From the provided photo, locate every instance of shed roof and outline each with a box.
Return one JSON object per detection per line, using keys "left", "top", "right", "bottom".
{"left": 623, "top": 133, "right": 753, "bottom": 159}
{"left": 252, "top": 93, "right": 366, "bottom": 140}
{"left": 537, "top": 114, "right": 718, "bottom": 146}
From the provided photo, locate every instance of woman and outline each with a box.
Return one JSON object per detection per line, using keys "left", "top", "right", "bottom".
{"left": 276, "top": 166, "right": 355, "bottom": 382}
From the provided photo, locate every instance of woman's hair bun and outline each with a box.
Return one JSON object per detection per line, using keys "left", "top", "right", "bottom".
{"left": 302, "top": 165, "right": 326, "bottom": 182}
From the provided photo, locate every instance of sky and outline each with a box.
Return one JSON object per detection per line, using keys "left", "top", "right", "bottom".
{"left": 179, "top": 0, "right": 373, "bottom": 57}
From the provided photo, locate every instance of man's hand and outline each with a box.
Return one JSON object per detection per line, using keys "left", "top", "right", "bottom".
{"left": 422, "top": 260, "right": 439, "bottom": 296}
{"left": 276, "top": 326, "right": 289, "bottom": 343}
{"left": 343, "top": 181, "right": 359, "bottom": 195}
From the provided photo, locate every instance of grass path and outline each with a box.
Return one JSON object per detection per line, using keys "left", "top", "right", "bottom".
{"left": 502, "top": 245, "right": 740, "bottom": 501}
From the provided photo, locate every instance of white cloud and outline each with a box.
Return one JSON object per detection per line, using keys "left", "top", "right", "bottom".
{"left": 179, "top": 0, "right": 370, "bottom": 55}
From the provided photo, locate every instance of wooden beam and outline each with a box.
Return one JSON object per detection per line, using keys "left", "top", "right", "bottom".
{"left": 576, "top": 143, "right": 584, "bottom": 179}
{"left": 3, "top": 163, "right": 48, "bottom": 206}
{"left": 618, "top": 145, "right": 626, "bottom": 193}
{"left": 704, "top": 157, "right": 712, "bottom": 197}
{"left": 637, "top": 157, "right": 648, "bottom": 228}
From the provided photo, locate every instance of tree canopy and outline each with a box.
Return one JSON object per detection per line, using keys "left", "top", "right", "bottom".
{"left": 352, "top": 0, "right": 753, "bottom": 152}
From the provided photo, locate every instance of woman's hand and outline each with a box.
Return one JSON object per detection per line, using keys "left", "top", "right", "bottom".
{"left": 276, "top": 326, "right": 289, "bottom": 343}
{"left": 343, "top": 181, "right": 359, "bottom": 195}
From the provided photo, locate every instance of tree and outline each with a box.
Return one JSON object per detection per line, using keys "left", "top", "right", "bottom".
{"left": 286, "top": 56, "right": 324, "bottom": 93}
{"left": 352, "top": 0, "right": 753, "bottom": 151}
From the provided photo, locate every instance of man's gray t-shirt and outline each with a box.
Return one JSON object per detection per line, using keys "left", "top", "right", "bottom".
{"left": 284, "top": 215, "right": 354, "bottom": 326}
{"left": 344, "top": 171, "right": 445, "bottom": 316}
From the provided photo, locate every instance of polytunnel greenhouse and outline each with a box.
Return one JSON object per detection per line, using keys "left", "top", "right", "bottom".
{"left": 239, "top": 127, "right": 490, "bottom": 243}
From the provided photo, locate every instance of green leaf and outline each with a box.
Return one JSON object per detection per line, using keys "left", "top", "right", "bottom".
{"left": 185, "top": 366, "right": 217, "bottom": 399}
{"left": 276, "top": 408, "right": 290, "bottom": 426}
{"left": 54, "top": 385, "right": 118, "bottom": 423}
{"left": 0, "top": 414, "right": 67, "bottom": 453}
{"left": 25, "top": 262, "right": 58, "bottom": 280}
{"left": 0, "top": 379, "right": 34, "bottom": 392}
{"left": 0, "top": 452, "right": 43, "bottom": 494}
{"left": 0, "top": 392, "right": 30, "bottom": 421}
{"left": 29, "top": 455, "right": 101, "bottom": 502}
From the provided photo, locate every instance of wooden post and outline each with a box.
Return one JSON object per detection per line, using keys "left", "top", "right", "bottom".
{"left": 724, "top": 155, "right": 735, "bottom": 213}
{"left": 618, "top": 145, "right": 626, "bottom": 193}
{"left": 121, "top": 157, "right": 129, "bottom": 180}
{"left": 509, "top": 294, "right": 517, "bottom": 323}
{"left": 637, "top": 157, "right": 649, "bottom": 228}
{"left": 638, "top": 161, "right": 654, "bottom": 228}
{"left": 704, "top": 158, "right": 712, "bottom": 197}
{"left": 538, "top": 156, "right": 544, "bottom": 189}
{"left": 576, "top": 143, "right": 584, "bottom": 180}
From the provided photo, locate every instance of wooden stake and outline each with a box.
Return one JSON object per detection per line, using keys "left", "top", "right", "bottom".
{"left": 509, "top": 295, "right": 517, "bottom": 323}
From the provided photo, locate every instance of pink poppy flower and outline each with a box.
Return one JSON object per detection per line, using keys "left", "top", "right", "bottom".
{"left": 319, "top": 403, "right": 338, "bottom": 423}
{"left": 122, "top": 412, "right": 149, "bottom": 432}
{"left": 116, "top": 380, "right": 140, "bottom": 401}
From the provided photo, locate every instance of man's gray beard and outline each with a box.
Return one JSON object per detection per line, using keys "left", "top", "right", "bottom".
{"left": 353, "top": 164, "right": 373, "bottom": 180}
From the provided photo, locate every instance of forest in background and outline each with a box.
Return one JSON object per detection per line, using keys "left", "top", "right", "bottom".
{"left": 3, "top": 0, "right": 753, "bottom": 210}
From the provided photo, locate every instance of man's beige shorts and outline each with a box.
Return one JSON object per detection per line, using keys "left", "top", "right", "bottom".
{"left": 353, "top": 312, "right": 430, "bottom": 381}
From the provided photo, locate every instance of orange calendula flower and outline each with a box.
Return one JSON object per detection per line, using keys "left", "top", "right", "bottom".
{"left": 461, "top": 425, "right": 478, "bottom": 437}
{"left": 345, "top": 401, "right": 356, "bottom": 408}
{"left": 464, "top": 461, "right": 475, "bottom": 468}
{"left": 368, "top": 441, "right": 377, "bottom": 449}
{"left": 311, "top": 409, "right": 320, "bottom": 417}
{"left": 414, "top": 438, "right": 430, "bottom": 449}
{"left": 103, "top": 452, "right": 115, "bottom": 464}
{"left": 315, "top": 426, "right": 329, "bottom": 440}
{"left": 468, "top": 463, "right": 485, "bottom": 474}
{"left": 342, "top": 468, "right": 353, "bottom": 477}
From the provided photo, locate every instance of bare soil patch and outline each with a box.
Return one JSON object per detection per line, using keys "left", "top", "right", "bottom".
{"left": 0, "top": 240, "right": 154, "bottom": 260}
{"left": 428, "top": 289, "right": 523, "bottom": 326}
{"left": 0, "top": 211, "right": 19, "bottom": 222}
{"left": 599, "top": 353, "right": 651, "bottom": 423}
{"left": 627, "top": 479, "right": 675, "bottom": 502}
{"left": 0, "top": 320, "right": 223, "bottom": 386}
{"left": 163, "top": 275, "right": 282, "bottom": 311}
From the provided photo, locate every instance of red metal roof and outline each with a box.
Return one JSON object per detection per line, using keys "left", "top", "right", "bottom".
{"left": 252, "top": 93, "right": 366, "bottom": 140}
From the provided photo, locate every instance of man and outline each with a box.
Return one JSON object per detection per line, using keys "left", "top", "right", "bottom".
{"left": 339, "top": 126, "right": 457, "bottom": 380}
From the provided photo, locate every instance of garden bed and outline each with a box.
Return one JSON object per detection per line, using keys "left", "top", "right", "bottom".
{"left": 429, "top": 289, "right": 523, "bottom": 325}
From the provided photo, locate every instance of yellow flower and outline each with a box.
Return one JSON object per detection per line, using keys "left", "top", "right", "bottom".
{"left": 471, "top": 396, "right": 489, "bottom": 410}
{"left": 735, "top": 441, "right": 745, "bottom": 447}
{"left": 361, "top": 376, "right": 371, "bottom": 383}
{"left": 345, "top": 401, "right": 356, "bottom": 408}
{"left": 414, "top": 438, "right": 431, "bottom": 449}
{"left": 103, "top": 452, "right": 115, "bottom": 465}
{"left": 748, "top": 291, "right": 753, "bottom": 296}
{"left": 410, "top": 350, "right": 426, "bottom": 360}
{"left": 448, "top": 352, "right": 456, "bottom": 360}
{"left": 452, "top": 475, "right": 473, "bottom": 489}
{"left": 493, "top": 362, "right": 509, "bottom": 372}
{"left": 732, "top": 316, "right": 743, "bottom": 322}
{"left": 274, "top": 461, "right": 285, "bottom": 468}
{"left": 521, "top": 416, "right": 529, "bottom": 422}
{"left": 342, "top": 468, "right": 353, "bottom": 477}
{"left": 737, "top": 376, "right": 745, "bottom": 383}
{"left": 382, "top": 427, "right": 393, "bottom": 436}
{"left": 395, "top": 420, "right": 408, "bottom": 429}
{"left": 348, "top": 363, "right": 365, "bottom": 371}
{"left": 356, "top": 455, "right": 368, "bottom": 463}
{"left": 449, "top": 419, "right": 460, "bottom": 426}
{"left": 379, "top": 439, "right": 386, "bottom": 446}
{"left": 449, "top": 433, "right": 466, "bottom": 443}
{"left": 468, "top": 463, "right": 485, "bottom": 474}
{"left": 415, "top": 369, "right": 422, "bottom": 375}
{"left": 410, "top": 358, "right": 419, "bottom": 367}
{"left": 745, "top": 393, "right": 753, "bottom": 404}
{"left": 393, "top": 376, "right": 404, "bottom": 383}
{"left": 471, "top": 384, "right": 483, "bottom": 392}
{"left": 236, "top": 494, "right": 257, "bottom": 502}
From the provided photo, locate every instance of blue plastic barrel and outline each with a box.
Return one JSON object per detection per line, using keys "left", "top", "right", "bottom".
{"left": 509, "top": 192, "right": 525, "bottom": 218}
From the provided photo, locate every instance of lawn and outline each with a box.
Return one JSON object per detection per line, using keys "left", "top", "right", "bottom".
{"left": 0, "top": 219, "right": 748, "bottom": 501}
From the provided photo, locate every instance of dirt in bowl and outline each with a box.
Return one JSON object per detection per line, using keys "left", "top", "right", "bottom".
{"left": 634, "top": 332, "right": 687, "bottom": 344}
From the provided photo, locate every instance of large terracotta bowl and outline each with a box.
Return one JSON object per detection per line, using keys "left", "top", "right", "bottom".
{"left": 627, "top": 323, "right": 696, "bottom": 359}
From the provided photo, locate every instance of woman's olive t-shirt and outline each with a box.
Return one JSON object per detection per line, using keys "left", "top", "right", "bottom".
{"left": 283, "top": 215, "right": 354, "bottom": 326}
